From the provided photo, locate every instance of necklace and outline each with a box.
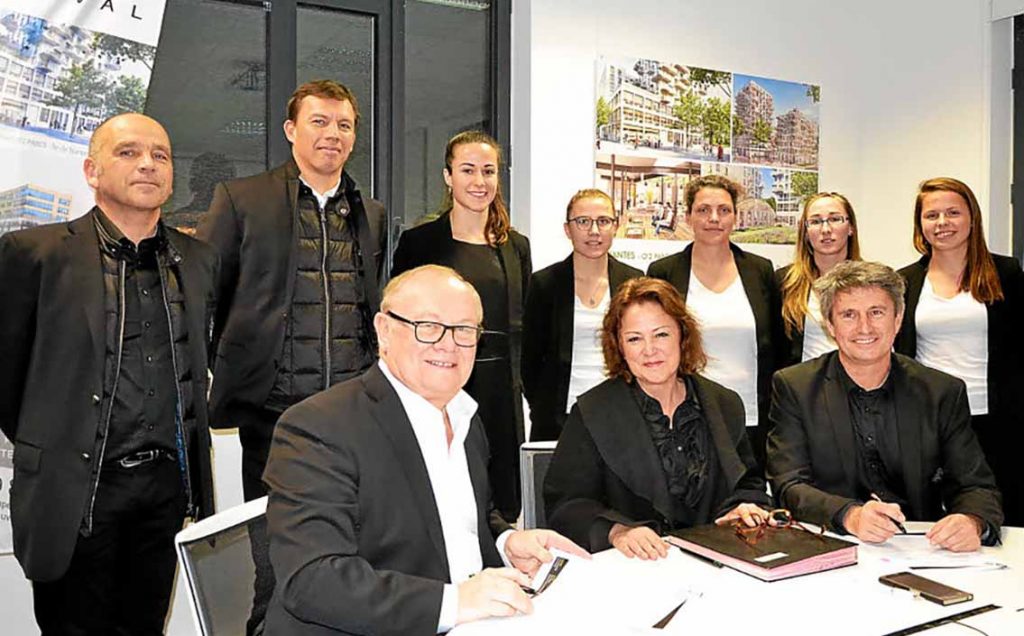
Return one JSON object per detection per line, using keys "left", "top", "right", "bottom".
{"left": 576, "top": 276, "right": 608, "bottom": 308}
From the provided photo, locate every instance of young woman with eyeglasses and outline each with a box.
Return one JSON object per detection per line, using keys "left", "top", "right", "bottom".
{"left": 391, "top": 130, "right": 531, "bottom": 523}
{"left": 894, "top": 177, "right": 1024, "bottom": 526}
{"left": 521, "top": 189, "right": 642, "bottom": 441}
{"left": 776, "top": 192, "right": 861, "bottom": 368}
{"left": 647, "top": 175, "right": 782, "bottom": 471}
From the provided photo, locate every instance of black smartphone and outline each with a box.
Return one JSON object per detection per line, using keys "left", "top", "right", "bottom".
{"left": 879, "top": 571, "right": 973, "bottom": 606}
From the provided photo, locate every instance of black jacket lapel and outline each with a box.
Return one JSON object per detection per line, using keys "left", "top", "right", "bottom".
{"left": 823, "top": 355, "right": 857, "bottom": 488}
{"left": 280, "top": 161, "right": 301, "bottom": 319}
{"left": 497, "top": 238, "right": 523, "bottom": 331}
{"left": 672, "top": 244, "right": 695, "bottom": 299}
{"left": 581, "top": 379, "right": 674, "bottom": 521}
{"left": 608, "top": 256, "right": 633, "bottom": 292}
{"left": 890, "top": 359, "right": 924, "bottom": 513}
{"left": 734, "top": 245, "right": 770, "bottom": 336}
{"left": 555, "top": 256, "right": 574, "bottom": 366}
{"left": 67, "top": 211, "right": 105, "bottom": 370}
{"left": 463, "top": 419, "right": 504, "bottom": 565}
{"left": 693, "top": 376, "right": 744, "bottom": 492}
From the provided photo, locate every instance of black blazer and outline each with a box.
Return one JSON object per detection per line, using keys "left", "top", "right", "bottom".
{"left": 263, "top": 364, "right": 510, "bottom": 636}
{"left": 894, "top": 254, "right": 1024, "bottom": 419}
{"left": 767, "top": 352, "right": 1003, "bottom": 534}
{"left": 196, "top": 159, "right": 386, "bottom": 425}
{"left": 0, "top": 211, "right": 218, "bottom": 581}
{"left": 521, "top": 254, "right": 642, "bottom": 441}
{"left": 647, "top": 243, "right": 782, "bottom": 435}
{"left": 391, "top": 212, "right": 532, "bottom": 388}
{"left": 543, "top": 376, "right": 770, "bottom": 552}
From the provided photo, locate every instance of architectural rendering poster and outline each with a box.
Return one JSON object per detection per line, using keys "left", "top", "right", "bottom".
{"left": 595, "top": 56, "right": 820, "bottom": 270}
{"left": 0, "top": 0, "right": 166, "bottom": 553}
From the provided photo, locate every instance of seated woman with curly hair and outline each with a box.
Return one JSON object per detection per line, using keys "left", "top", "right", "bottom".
{"left": 544, "top": 277, "right": 771, "bottom": 559}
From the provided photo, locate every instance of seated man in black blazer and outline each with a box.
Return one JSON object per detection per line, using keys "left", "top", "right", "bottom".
{"left": 767, "top": 261, "right": 1002, "bottom": 552}
{"left": 263, "top": 264, "right": 586, "bottom": 635}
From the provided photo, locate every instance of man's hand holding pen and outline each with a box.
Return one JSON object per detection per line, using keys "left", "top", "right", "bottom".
{"left": 843, "top": 495, "right": 907, "bottom": 543}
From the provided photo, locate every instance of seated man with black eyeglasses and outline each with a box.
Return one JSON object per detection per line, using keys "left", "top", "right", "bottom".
{"left": 263, "top": 264, "right": 587, "bottom": 635}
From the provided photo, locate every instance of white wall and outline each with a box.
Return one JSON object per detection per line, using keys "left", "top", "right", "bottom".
{"left": 515, "top": 0, "right": 1007, "bottom": 272}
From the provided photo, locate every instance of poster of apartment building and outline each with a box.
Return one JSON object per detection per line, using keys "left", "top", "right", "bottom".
{"left": 0, "top": 0, "right": 166, "bottom": 555}
{"left": 0, "top": 2, "right": 162, "bottom": 238}
{"left": 596, "top": 56, "right": 732, "bottom": 162}
{"left": 594, "top": 55, "right": 819, "bottom": 262}
{"left": 732, "top": 73, "right": 819, "bottom": 170}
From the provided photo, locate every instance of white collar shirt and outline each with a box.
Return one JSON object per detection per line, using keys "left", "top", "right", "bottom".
{"left": 298, "top": 175, "right": 342, "bottom": 210}
{"left": 378, "top": 360, "right": 483, "bottom": 583}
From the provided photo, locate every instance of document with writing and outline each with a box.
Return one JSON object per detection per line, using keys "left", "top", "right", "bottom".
{"left": 449, "top": 549, "right": 698, "bottom": 635}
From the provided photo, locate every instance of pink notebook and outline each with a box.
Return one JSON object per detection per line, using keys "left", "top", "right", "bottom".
{"left": 666, "top": 523, "right": 858, "bottom": 582}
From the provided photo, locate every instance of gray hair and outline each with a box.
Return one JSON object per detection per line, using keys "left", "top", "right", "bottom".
{"left": 813, "top": 260, "right": 905, "bottom": 324}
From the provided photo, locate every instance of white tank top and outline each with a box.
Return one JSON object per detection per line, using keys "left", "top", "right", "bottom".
{"left": 686, "top": 273, "right": 759, "bottom": 427}
{"left": 915, "top": 276, "right": 989, "bottom": 415}
{"left": 565, "top": 293, "right": 610, "bottom": 413}
{"left": 801, "top": 289, "right": 837, "bottom": 362}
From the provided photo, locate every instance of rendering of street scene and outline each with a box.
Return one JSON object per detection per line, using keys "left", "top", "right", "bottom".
{"left": 0, "top": 10, "right": 154, "bottom": 144}
{"left": 596, "top": 56, "right": 732, "bottom": 163}
{"left": 732, "top": 73, "right": 819, "bottom": 170}
{"left": 593, "top": 152, "right": 815, "bottom": 244}
{"left": 594, "top": 151, "right": 700, "bottom": 242}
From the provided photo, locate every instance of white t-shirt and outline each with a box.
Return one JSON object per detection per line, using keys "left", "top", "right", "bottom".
{"left": 801, "top": 289, "right": 836, "bottom": 362}
{"left": 915, "top": 277, "right": 989, "bottom": 415}
{"left": 566, "top": 293, "right": 610, "bottom": 413}
{"left": 686, "top": 273, "right": 759, "bottom": 427}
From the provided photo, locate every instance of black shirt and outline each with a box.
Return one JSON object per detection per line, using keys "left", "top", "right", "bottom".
{"left": 95, "top": 210, "right": 178, "bottom": 460}
{"left": 833, "top": 358, "right": 910, "bottom": 529}
{"left": 445, "top": 241, "right": 509, "bottom": 362}
{"left": 630, "top": 376, "right": 718, "bottom": 530}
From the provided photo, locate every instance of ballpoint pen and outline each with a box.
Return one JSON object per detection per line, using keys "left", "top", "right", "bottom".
{"left": 870, "top": 493, "right": 908, "bottom": 534}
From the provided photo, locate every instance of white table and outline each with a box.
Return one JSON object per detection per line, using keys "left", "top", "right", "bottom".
{"left": 451, "top": 524, "right": 1024, "bottom": 636}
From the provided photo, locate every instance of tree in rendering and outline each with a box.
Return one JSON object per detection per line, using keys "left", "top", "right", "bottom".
{"left": 689, "top": 67, "right": 732, "bottom": 98}
{"left": 752, "top": 118, "right": 773, "bottom": 145}
{"left": 47, "top": 61, "right": 108, "bottom": 135}
{"left": 104, "top": 75, "right": 147, "bottom": 116}
{"left": 672, "top": 91, "right": 703, "bottom": 148}
{"left": 701, "top": 97, "right": 731, "bottom": 147}
{"left": 792, "top": 171, "right": 819, "bottom": 200}
{"left": 93, "top": 33, "right": 156, "bottom": 70}
{"left": 596, "top": 96, "right": 611, "bottom": 139}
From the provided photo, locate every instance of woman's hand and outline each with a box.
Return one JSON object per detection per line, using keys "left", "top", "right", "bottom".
{"left": 608, "top": 523, "right": 668, "bottom": 560}
{"left": 714, "top": 503, "right": 771, "bottom": 528}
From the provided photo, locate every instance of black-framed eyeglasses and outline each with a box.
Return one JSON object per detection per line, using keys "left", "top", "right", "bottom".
{"left": 386, "top": 311, "right": 485, "bottom": 348}
{"left": 567, "top": 216, "right": 617, "bottom": 230}
{"left": 805, "top": 215, "right": 848, "bottom": 229}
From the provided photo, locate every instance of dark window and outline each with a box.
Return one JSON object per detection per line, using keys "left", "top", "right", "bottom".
{"left": 147, "top": 0, "right": 267, "bottom": 234}
{"left": 148, "top": 0, "right": 510, "bottom": 254}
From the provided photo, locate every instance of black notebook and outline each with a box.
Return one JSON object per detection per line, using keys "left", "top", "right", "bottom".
{"left": 666, "top": 523, "right": 858, "bottom": 582}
